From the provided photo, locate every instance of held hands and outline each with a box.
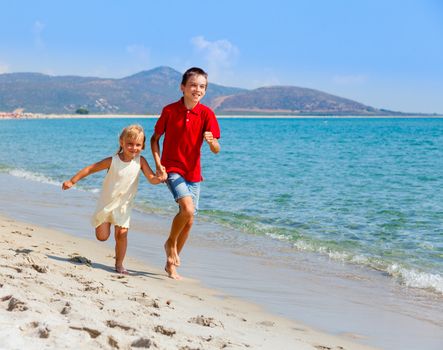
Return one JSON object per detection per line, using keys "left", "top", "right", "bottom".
{"left": 156, "top": 165, "right": 168, "bottom": 182}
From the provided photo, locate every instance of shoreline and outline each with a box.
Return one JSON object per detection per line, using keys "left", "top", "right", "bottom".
{"left": 0, "top": 214, "right": 378, "bottom": 350}
{"left": 1, "top": 113, "right": 442, "bottom": 120}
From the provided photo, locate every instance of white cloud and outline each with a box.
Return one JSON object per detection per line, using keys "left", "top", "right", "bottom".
{"left": 191, "top": 36, "right": 239, "bottom": 82}
{"left": 332, "top": 74, "right": 367, "bottom": 85}
{"left": 33, "top": 20, "right": 45, "bottom": 49}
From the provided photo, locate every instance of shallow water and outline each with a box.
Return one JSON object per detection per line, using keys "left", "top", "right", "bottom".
{"left": 1, "top": 117, "right": 442, "bottom": 295}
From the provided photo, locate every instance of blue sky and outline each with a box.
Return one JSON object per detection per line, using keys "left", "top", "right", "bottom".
{"left": 0, "top": 0, "right": 442, "bottom": 113}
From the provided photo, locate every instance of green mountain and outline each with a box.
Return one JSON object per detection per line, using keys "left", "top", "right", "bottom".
{"left": 0, "top": 66, "right": 413, "bottom": 115}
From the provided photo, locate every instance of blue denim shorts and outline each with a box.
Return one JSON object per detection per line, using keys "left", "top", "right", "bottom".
{"left": 166, "top": 173, "right": 200, "bottom": 214}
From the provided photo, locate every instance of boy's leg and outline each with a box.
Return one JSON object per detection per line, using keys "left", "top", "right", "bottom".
{"left": 176, "top": 179, "right": 199, "bottom": 255}
{"left": 114, "top": 226, "right": 128, "bottom": 273}
{"left": 165, "top": 196, "right": 194, "bottom": 268}
{"left": 177, "top": 215, "right": 193, "bottom": 255}
{"left": 164, "top": 173, "right": 200, "bottom": 279}
{"left": 95, "top": 222, "right": 111, "bottom": 241}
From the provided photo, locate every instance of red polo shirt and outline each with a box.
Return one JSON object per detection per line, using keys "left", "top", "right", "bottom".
{"left": 154, "top": 98, "right": 220, "bottom": 182}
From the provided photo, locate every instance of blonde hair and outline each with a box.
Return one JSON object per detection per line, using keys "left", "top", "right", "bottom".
{"left": 117, "top": 124, "right": 146, "bottom": 154}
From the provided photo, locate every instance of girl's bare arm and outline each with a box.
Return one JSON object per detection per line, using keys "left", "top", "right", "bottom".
{"left": 140, "top": 156, "right": 161, "bottom": 184}
{"left": 62, "top": 157, "right": 112, "bottom": 190}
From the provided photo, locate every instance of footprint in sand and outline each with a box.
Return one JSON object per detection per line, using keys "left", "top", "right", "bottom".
{"left": 69, "top": 254, "right": 92, "bottom": 266}
{"left": 31, "top": 263, "right": 49, "bottom": 273}
{"left": 0, "top": 264, "right": 22, "bottom": 273}
{"left": 188, "top": 315, "right": 223, "bottom": 328}
{"left": 7, "top": 297, "right": 28, "bottom": 312}
{"left": 108, "top": 336, "right": 119, "bottom": 349}
{"left": 11, "top": 230, "right": 32, "bottom": 237}
{"left": 154, "top": 325, "right": 176, "bottom": 337}
{"left": 106, "top": 320, "right": 135, "bottom": 333}
{"left": 20, "top": 321, "right": 50, "bottom": 339}
{"left": 69, "top": 326, "right": 101, "bottom": 339}
{"left": 60, "top": 302, "right": 71, "bottom": 315}
{"left": 14, "top": 248, "right": 33, "bottom": 254}
{"left": 131, "top": 338, "right": 154, "bottom": 348}
{"left": 136, "top": 298, "right": 160, "bottom": 309}
{"left": 20, "top": 254, "right": 49, "bottom": 273}
{"left": 1, "top": 295, "right": 12, "bottom": 301}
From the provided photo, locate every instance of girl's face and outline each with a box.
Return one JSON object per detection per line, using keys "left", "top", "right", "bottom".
{"left": 120, "top": 134, "right": 144, "bottom": 160}
{"left": 180, "top": 74, "right": 207, "bottom": 107}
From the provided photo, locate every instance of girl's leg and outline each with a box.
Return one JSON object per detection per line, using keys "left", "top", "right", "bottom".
{"left": 95, "top": 222, "right": 111, "bottom": 241}
{"left": 114, "top": 226, "right": 128, "bottom": 273}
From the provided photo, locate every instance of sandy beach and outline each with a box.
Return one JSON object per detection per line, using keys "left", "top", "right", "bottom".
{"left": 0, "top": 214, "right": 379, "bottom": 350}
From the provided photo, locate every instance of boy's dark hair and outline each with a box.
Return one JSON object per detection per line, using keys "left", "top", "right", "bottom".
{"left": 181, "top": 67, "right": 208, "bottom": 86}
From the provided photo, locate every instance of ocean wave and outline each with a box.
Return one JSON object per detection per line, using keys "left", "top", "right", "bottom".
{"left": 192, "top": 209, "right": 443, "bottom": 295}
{"left": 292, "top": 238, "right": 443, "bottom": 294}
{"left": 8, "top": 169, "right": 61, "bottom": 186}
{"left": 7, "top": 168, "right": 101, "bottom": 194}
{"left": 387, "top": 264, "right": 443, "bottom": 294}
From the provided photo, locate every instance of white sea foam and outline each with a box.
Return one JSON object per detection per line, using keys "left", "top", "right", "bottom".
{"left": 265, "top": 232, "right": 290, "bottom": 241}
{"left": 9, "top": 169, "right": 60, "bottom": 187}
{"left": 8, "top": 168, "right": 102, "bottom": 194}
{"left": 291, "top": 239, "right": 443, "bottom": 295}
{"left": 387, "top": 264, "right": 443, "bottom": 294}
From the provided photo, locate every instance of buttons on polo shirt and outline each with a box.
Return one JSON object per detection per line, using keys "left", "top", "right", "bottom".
{"left": 186, "top": 110, "right": 190, "bottom": 122}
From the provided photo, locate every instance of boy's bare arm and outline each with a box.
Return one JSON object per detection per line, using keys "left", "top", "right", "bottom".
{"left": 62, "top": 157, "right": 112, "bottom": 190}
{"left": 204, "top": 131, "right": 220, "bottom": 154}
{"left": 150, "top": 133, "right": 167, "bottom": 180}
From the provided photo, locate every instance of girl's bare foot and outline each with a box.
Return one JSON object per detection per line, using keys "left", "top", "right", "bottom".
{"left": 165, "top": 262, "right": 181, "bottom": 280}
{"left": 164, "top": 241, "right": 180, "bottom": 266}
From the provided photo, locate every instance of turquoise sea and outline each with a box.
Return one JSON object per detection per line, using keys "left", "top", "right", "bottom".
{"left": 1, "top": 117, "right": 442, "bottom": 296}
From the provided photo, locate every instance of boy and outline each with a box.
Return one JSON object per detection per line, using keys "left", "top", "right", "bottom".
{"left": 150, "top": 67, "right": 220, "bottom": 279}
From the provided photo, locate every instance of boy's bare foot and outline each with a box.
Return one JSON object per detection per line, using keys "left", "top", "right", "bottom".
{"left": 164, "top": 241, "right": 180, "bottom": 266}
{"left": 115, "top": 265, "right": 129, "bottom": 275}
{"left": 165, "top": 262, "right": 181, "bottom": 280}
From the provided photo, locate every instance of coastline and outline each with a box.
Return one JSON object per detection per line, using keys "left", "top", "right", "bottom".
{"left": 1, "top": 112, "right": 442, "bottom": 119}
{"left": 0, "top": 214, "right": 378, "bottom": 350}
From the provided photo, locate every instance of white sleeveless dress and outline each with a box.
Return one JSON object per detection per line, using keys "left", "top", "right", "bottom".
{"left": 91, "top": 154, "right": 141, "bottom": 229}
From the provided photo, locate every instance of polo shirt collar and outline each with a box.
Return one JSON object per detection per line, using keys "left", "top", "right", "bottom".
{"left": 180, "top": 97, "right": 202, "bottom": 115}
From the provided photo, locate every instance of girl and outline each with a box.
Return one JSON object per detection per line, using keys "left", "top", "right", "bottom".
{"left": 62, "top": 124, "right": 160, "bottom": 274}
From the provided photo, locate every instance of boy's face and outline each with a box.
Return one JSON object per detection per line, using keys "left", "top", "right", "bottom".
{"left": 181, "top": 74, "right": 207, "bottom": 106}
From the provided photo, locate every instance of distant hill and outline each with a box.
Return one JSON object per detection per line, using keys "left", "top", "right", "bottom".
{"left": 215, "top": 86, "right": 381, "bottom": 115}
{"left": 0, "top": 67, "right": 243, "bottom": 114}
{"left": 0, "top": 66, "right": 421, "bottom": 115}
